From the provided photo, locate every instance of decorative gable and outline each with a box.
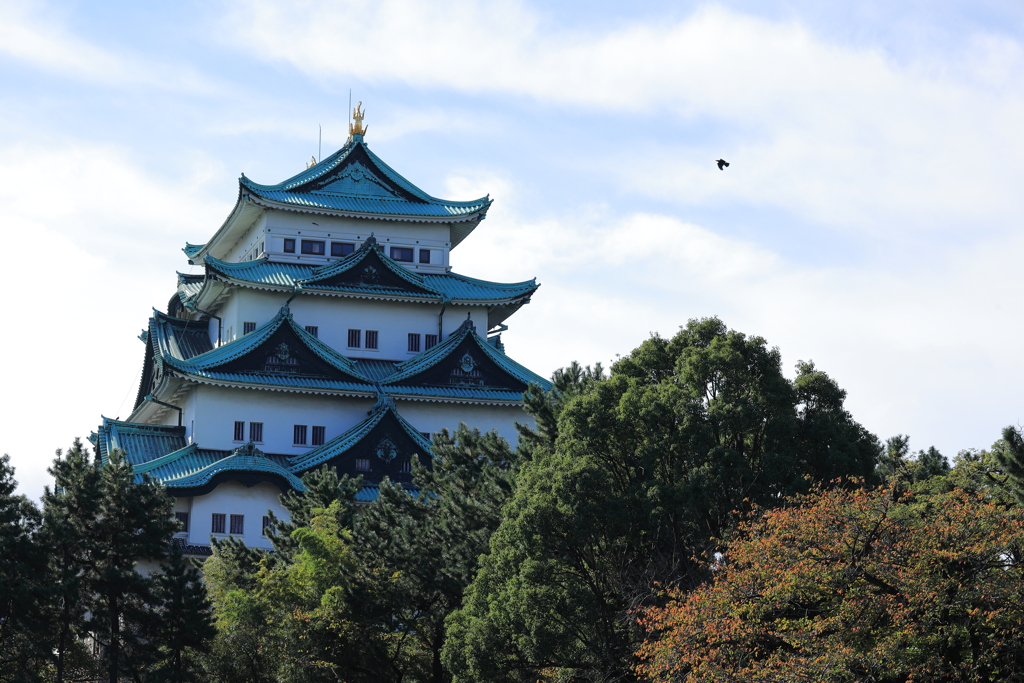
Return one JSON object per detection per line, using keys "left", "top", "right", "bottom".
{"left": 312, "top": 161, "right": 401, "bottom": 199}
{"left": 302, "top": 235, "right": 439, "bottom": 296}
{"left": 216, "top": 323, "right": 353, "bottom": 379}
{"left": 388, "top": 334, "right": 528, "bottom": 392}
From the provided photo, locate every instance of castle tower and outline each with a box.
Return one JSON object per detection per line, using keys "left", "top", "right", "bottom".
{"left": 92, "top": 109, "right": 548, "bottom": 556}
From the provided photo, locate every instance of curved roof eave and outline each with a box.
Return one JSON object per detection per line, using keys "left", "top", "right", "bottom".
{"left": 245, "top": 194, "right": 489, "bottom": 224}
{"left": 191, "top": 193, "right": 266, "bottom": 265}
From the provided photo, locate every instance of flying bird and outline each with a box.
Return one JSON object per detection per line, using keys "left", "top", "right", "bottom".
{"left": 716, "top": 159, "right": 729, "bottom": 170}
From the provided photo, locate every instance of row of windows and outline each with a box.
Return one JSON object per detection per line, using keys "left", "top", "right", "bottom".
{"left": 347, "top": 328, "right": 378, "bottom": 349}
{"left": 234, "top": 421, "right": 327, "bottom": 447}
{"left": 408, "top": 333, "right": 439, "bottom": 353}
{"left": 234, "top": 421, "right": 263, "bottom": 442}
{"left": 294, "top": 424, "right": 326, "bottom": 446}
{"left": 352, "top": 457, "right": 412, "bottom": 473}
{"left": 240, "top": 322, "right": 438, "bottom": 355}
{"left": 279, "top": 238, "right": 433, "bottom": 264}
{"left": 175, "top": 512, "right": 274, "bottom": 537}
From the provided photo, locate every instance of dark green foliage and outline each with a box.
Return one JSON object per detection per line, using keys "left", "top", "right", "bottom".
{"left": 87, "top": 449, "right": 179, "bottom": 683}
{"left": 41, "top": 439, "right": 103, "bottom": 683}
{"left": 0, "top": 453, "right": 49, "bottom": 683}
{"left": 265, "top": 466, "right": 363, "bottom": 560}
{"left": 148, "top": 545, "right": 215, "bottom": 683}
{"left": 445, "top": 317, "right": 882, "bottom": 682}
{"left": 355, "top": 424, "right": 518, "bottom": 682}
{"left": 996, "top": 425, "right": 1024, "bottom": 502}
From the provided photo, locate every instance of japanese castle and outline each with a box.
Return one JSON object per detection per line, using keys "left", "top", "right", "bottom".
{"left": 91, "top": 105, "right": 548, "bottom": 555}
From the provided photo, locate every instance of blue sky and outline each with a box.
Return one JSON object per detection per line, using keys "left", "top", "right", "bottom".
{"left": 2, "top": 0, "right": 1023, "bottom": 498}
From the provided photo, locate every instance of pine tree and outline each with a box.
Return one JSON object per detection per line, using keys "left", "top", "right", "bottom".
{"left": 997, "top": 426, "right": 1024, "bottom": 502}
{"left": 41, "top": 439, "right": 103, "bottom": 683}
{"left": 149, "top": 544, "right": 215, "bottom": 683}
{"left": 0, "top": 453, "right": 49, "bottom": 682}
{"left": 85, "top": 449, "right": 177, "bottom": 683}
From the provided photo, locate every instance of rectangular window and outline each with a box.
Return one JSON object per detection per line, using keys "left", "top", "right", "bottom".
{"left": 211, "top": 513, "right": 226, "bottom": 534}
{"left": 311, "top": 426, "right": 325, "bottom": 446}
{"left": 249, "top": 422, "right": 263, "bottom": 443}
{"left": 174, "top": 512, "right": 189, "bottom": 533}
{"left": 400, "top": 459, "right": 412, "bottom": 473}
{"left": 293, "top": 424, "right": 308, "bottom": 445}
{"left": 390, "top": 246, "right": 414, "bottom": 262}
{"left": 230, "top": 514, "right": 244, "bottom": 535}
{"left": 301, "top": 240, "right": 326, "bottom": 255}
{"left": 408, "top": 333, "right": 421, "bottom": 353}
{"left": 234, "top": 421, "right": 245, "bottom": 441}
{"left": 258, "top": 241, "right": 264, "bottom": 255}
{"left": 262, "top": 516, "right": 274, "bottom": 537}
{"left": 355, "top": 458, "right": 371, "bottom": 471}
{"left": 283, "top": 238, "right": 296, "bottom": 253}
{"left": 365, "top": 330, "right": 378, "bottom": 349}
{"left": 424, "top": 334, "right": 438, "bottom": 350}
{"left": 243, "top": 322, "right": 256, "bottom": 334}
{"left": 347, "top": 329, "right": 361, "bottom": 348}
{"left": 419, "top": 249, "right": 431, "bottom": 264}
{"left": 305, "top": 325, "right": 318, "bottom": 338}
{"left": 331, "top": 242, "right": 355, "bottom": 257}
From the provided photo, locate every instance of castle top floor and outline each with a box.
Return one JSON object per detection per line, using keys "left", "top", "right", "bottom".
{"left": 185, "top": 120, "right": 491, "bottom": 275}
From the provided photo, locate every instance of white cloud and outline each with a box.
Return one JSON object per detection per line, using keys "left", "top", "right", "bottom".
{"left": 0, "top": 0, "right": 220, "bottom": 93}
{"left": 0, "top": 140, "right": 227, "bottom": 499}
{"left": 451, "top": 177, "right": 1024, "bottom": 461}
{"left": 227, "top": 1, "right": 1024, "bottom": 239}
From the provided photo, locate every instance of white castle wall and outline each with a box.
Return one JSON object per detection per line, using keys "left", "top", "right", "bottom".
{"left": 187, "top": 481, "right": 287, "bottom": 550}
{"left": 183, "top": 384, "right": 376, "bottom": 454}
{"left": 225, "top": 209, "right": 454, "bottom": 274}
{"left": 396, "top": 400, "right": 531, "bottom": 447}
{"left": 213, "top": 286, "right": 480, "bottom": 358}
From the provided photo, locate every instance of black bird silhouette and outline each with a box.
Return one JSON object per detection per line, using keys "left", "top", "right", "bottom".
{"left": 716, "top": 159, "right": 729, "bottom": 170}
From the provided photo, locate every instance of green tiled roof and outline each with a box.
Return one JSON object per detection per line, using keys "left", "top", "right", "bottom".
{"left": 96, "top": 416, "right": 187, "bottom": 467}
{"left": 153, "top": 306, "right": 365, "bottom": 382}
{"left": 197, "top": 241, "right": 539, "bottom": 307}
{"left": 239, "top": 138, "right": 491, "bottom": 222}
{"left": 383, "top": 316, "right": 551, "bottom": 391}
{"left": 288, "top": 395, "right": 432, "bottom": 472}
{"left": 159, "top": 442, "right": 305, "bottom": 492}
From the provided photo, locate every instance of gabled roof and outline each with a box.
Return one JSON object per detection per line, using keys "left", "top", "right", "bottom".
{"left": 382, "top": 316, "right": 551, "bottom": 392}
{"left": 289, "top": 395, "right": 432, "bottom": 477}
{"left": 299, "top": 234, "right": 440, "bottom": 297}
{"left": 184, "top": 244, "right": 539, "bottom": 327}
{"left": 189, "top": 136, "right": 492, "bottom": 265}
{"left": 240, "top": 138, "right": 491, "bottom": 223}
{"left": 154, "top": 305, "right": 368, "bottom": 385}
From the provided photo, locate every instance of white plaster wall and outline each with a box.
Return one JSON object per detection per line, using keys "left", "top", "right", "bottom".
{"left": 218, "top": 287, "right": 480, "bottom": 361}
{"left": 189, "top": 383, "right": 376, "bottom": 454}
{"left": 224, "top": 213, "right": 269, "bottom": 263}
{"left": 396, "top": 400, "right": 532, "bottom": 448}
{"left": 188, "top": 481, "right": 287, "bottom": 550}
{"left": 235, "top": 210, "right": 454, "bottom": 273}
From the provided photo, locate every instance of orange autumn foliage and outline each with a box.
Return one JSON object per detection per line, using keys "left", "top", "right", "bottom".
{"left": 636, "top": 485, "right": 1024, "bottom": 682}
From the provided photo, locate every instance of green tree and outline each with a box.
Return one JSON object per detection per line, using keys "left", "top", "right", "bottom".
{"left": 41, "top": 439, "right": 103, "bottom": 683}
{"left": 445, "top": 318, "right": 880, "bottom": 682}
{"left": 148, "top": 544, "right": 216, "bottom": 683}
{"left": 356, "top": 424, "right": 518, "bottom": 682}
{"left": 0, "top": 453, "right": 49, "bottom": 682}
{"left": 996, "top": 425, "right": 1024, "bottom": 502}
{"left": 86, "top": 449, "right": 178, "bottom": 683}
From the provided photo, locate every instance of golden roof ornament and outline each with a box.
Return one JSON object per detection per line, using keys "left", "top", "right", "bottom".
{"left": 349, "top": 101, "right": 367, "bottom": 139}
{"left": 305, "top": 155, "right": 316, "bottom": 169}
